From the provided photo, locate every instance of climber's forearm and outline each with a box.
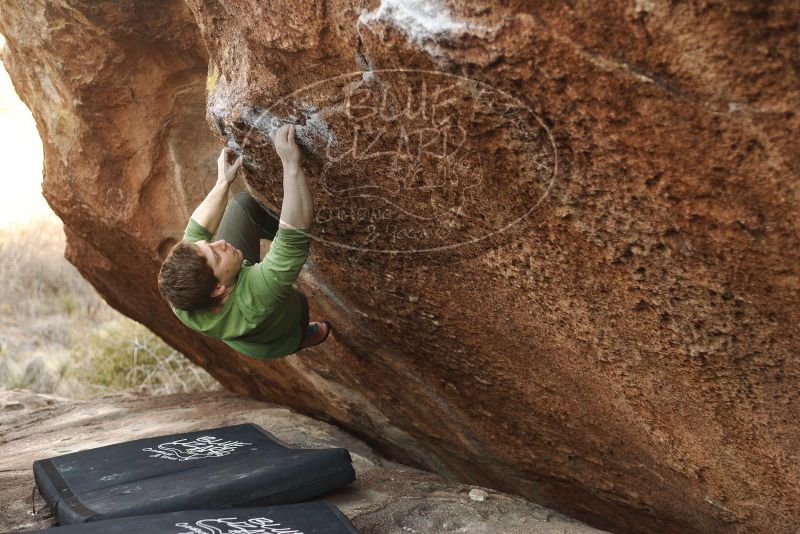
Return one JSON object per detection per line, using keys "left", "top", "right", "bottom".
{"left": 278, "top": 162, "right": 313, "bottom": 230}
{"left": 189, "top": 180, "right": 231, "bottom": 235}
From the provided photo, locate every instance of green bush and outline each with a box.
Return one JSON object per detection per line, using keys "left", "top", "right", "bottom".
{"left": 66, "top": 318, "right": 220, "bottom": 398}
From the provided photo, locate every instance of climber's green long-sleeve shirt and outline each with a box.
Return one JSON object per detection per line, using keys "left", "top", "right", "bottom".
{"left": 172, "top": 218, "right": 311, "bottom": 359}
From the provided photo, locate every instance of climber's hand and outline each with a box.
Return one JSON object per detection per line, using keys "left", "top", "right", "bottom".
{"left": 273, "top": 124, "right": 301, "bottom": 167}
{"left": 217, "top": 147, "right": 244, "bottom": 186}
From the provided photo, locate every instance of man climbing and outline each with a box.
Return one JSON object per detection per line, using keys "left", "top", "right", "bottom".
{"left": 157, "top": 124, "right": 332, "bottom": 359}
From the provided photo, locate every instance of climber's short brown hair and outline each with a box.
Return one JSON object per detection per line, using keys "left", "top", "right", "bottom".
{"left": 158, "top": 241, "right": 218, "bottom": 311}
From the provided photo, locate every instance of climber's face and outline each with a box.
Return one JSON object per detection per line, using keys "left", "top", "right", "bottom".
{"left": 195, "top": 239, "right": 244, "bottom": 291}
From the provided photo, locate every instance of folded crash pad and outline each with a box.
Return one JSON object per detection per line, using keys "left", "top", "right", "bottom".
{"left": 14, "top": 502, "right": 359, "bottom": 533}
{"left": 32, "top": 423, "right": 355, "bottom": 525}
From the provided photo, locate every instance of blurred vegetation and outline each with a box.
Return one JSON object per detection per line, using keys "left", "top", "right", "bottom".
{"left": 66, "top": 318, "right": 219, "bottom": 398}
{"left": 0, "top": 217, "right": 221, "bottom": 398}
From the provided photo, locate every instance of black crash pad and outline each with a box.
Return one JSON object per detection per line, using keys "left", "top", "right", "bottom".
{"left": 32, "top": 423, "right": 355, "bottom": 525}
{"left": 13, "top": 502, "right": 359, "bottom": 533}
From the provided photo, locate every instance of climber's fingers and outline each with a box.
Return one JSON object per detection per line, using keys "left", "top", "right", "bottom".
{"left": 231, "top": 154, "right": 244, "bottom": 173}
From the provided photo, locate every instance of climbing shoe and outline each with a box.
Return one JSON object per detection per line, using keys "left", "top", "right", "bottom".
{"left": 299, "top": 320, "right": 332, "bottom": 350}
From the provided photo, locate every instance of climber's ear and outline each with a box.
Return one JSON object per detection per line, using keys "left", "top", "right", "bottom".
{"left": 210, "top": 283, "right": 225, "bottom": 298}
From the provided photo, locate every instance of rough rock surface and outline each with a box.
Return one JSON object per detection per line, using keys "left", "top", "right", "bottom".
{"left": 0, "top": 389, "right": 605, "bottom": 534}
{"left": 1, "top": 1, "right": 799, "bottom": 533}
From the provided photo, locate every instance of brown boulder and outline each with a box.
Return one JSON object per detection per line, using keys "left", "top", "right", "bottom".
{"left": 1, "top": 1, "right": 798, "bottom": 533}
